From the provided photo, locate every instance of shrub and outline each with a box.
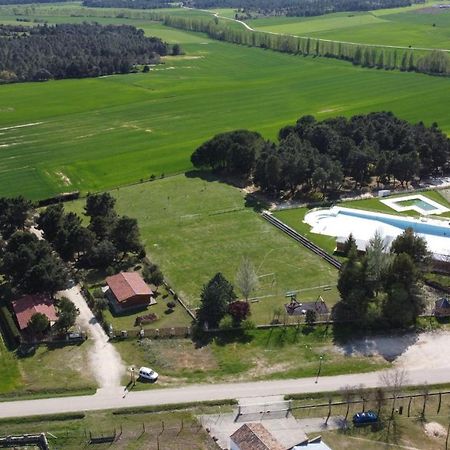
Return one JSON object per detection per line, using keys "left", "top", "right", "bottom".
{"left": 92, "top": 288, "right": 104, "bottom": 299}
{"left": 218, "top": 314, "right": 234, "bottom": 330}
{"left": 167, "top": 301, "right": 176, "bottom": 309}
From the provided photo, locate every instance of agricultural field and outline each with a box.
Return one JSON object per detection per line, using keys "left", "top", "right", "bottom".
{"left": 66, "top": 174, "right": 340, "bottom": 320}
{"left": 0, "top": 9, "right": 450, "bottom": 198}
{"left": 248, "top": 4, "right": 450, "bottom": 49}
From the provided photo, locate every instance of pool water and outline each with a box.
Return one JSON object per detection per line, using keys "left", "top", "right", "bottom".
{"left": 339, "top": 209, "right": 450, "bottom": 237}
{"left": 396, "top": 199, "right": 437, "bottom": 212}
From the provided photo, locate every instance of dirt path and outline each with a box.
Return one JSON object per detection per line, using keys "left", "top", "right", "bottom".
{"left": 56, "top": 286, "right": 125, "bottom": 389}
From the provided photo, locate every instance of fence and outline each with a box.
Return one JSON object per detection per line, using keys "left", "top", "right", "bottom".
{"left": 110, "top": 326, "right": 191, "bottom": 341}
{"left": 0, "top": 433, "right": 49, "bottom": 450}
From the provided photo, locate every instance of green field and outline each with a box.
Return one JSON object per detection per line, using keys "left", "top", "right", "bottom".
{"left": 0, "top": 338, "right": 96, "bottom": 399}
{"left": 248, "top": 5, "right": 450, "bottom": 49}
{"left": 66, "top": 174, "right": 339, "bottom": 319}
{"left": 0, "top": 10, "right": 450, "bottom": 198}
{"left": 114, "top": 326, "right": 388, "bottom": 385}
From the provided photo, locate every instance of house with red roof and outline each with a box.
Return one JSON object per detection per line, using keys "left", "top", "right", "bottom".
{"left": 12, "top": 294, "right": 58, "bottom": 332}
{"left": 106, "top": 272, "right": 154, "bottom": 313}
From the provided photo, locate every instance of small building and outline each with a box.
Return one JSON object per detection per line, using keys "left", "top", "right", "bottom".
{"left": 230, "top": 423, "right": 285, "bottom": 450}
{"left": 285, "top": 296, "right": 329, "bottom": 316}
{"left": 12, "top": 294, "right": 58, "bottom": 331}
{"left": 434, "top": 298, "right": 450, "bottom": 317}
{"left": 106, "top": 272, "right": 154, "bottom": 313}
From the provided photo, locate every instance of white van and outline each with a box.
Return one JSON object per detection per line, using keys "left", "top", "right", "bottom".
{"left": 138, "top": 366, "right": 159, "bottom": 382}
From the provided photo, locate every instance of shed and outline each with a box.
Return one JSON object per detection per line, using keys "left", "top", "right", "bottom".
{"left": 12, "top": 294, "right": 57, "bottom": 331}
{"left": 106, "top": 272, "right": 154, "bottom": 312}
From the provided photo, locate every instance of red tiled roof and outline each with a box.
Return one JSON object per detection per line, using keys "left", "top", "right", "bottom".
{"left": 106, "top": 272, "right": 152, "bottom": 303}
{"left": 230, "top": 423, "right": 285, "bottom": 450}
{"left": 12, "top": 294, "right": 58, "bottom": 330}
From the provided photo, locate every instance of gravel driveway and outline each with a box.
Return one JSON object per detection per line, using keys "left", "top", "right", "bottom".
{"left": 56, "top": 286, "right": 125, "bottom": 389}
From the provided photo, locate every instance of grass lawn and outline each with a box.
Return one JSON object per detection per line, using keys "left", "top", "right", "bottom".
{"left": 65, "top": 174, "right": 340, "bottom": 321}
{"left": 0, "top": 408, "right": 216, "bottom": 449}
{"left": 113, "top": 326, "right": 389, "bottom": 387}
{"left": 1, "top": 9, "right": 450, "bottom": 198}
{"left": 0, "top": 341, "right": 96, "bottom": 400}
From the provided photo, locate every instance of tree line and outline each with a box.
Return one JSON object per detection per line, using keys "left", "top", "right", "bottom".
{"left": 82, "top": 0, "right": 170, "bottom": 8}
{"left": 80, "top": 0, "right": 422, "bottom": 16}
{"left": 162, "top": 14, "right": 450, "bottom": 76}
{"left": 0, "top": 23, "right": 168, "bottom": 83}
{"left": 191, "top": 113, "right": 450, "bottom": 196}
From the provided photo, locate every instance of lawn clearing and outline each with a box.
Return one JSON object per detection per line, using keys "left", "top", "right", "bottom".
{"left": 66, "top": 174, "right": 340, "bottom": 323}
{"left": 1, "top": 10, "right": 450, "bottom": 198}
{"left": 114, "top": 327, "right": 388, "bottom": 386}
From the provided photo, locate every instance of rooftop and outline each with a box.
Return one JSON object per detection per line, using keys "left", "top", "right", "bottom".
{"left": 230, "top": 423, "right": 285, "bottom": 450}
{"left": 106, "top": 272, "right": 153, "bottom": 303}
{"left": 12, "top": 294, "right": 58, "bottom": 330}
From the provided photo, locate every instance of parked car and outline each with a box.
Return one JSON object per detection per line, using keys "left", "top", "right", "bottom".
{"left": 138, "top": 366, "right": 159, "bottom": 382}
{"left": 352, "top": 411, "right": 378, "bottom": 426}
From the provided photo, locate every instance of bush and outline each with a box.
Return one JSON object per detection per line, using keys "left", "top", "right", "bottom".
{"left": 167, "top": 301, "right": 176, "bottom": 309}
{"left": 92, "top": 288, "right": 104, "bottom": 299}
{"left": 241, "top": 319, "right": 255, "bottom": 330}
{"left": 218, "top": 314, "right": 234, "bottom": 330}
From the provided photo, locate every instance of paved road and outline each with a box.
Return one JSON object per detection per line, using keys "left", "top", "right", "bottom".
{"left": 1, "top": 367, "right": 448, "bottom": 419}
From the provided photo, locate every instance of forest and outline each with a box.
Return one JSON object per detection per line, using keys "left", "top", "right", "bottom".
{"left": 82, "top": 0, "right": 170, "bottom": 8}
{"left": 191, "top": 112, "right": 450, "bottom": 195}
{"left": 0, "top": 23, "right": 168, "bottom": 83}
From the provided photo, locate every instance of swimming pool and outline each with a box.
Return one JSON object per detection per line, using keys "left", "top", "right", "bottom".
{"left": 338, "top": 208, "right": 450, "bottom": 237}
{"left": 304, "top": 206, "right": 450, "bottom": 257}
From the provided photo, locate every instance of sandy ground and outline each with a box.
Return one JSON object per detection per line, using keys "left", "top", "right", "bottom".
{"left": 56, "top": 286, "right": 125, "bottom": 389}
{"left": 340, "top": 330, "right": 450, "bottom": 371}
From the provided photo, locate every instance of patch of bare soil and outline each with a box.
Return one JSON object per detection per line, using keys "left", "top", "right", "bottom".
{"left": 424, "top": 422, "right": 447, "bottom": 438}
{"left": 245, "top": 358, "right": 293, "bottom": 378}
{"left": 143, "top": 340, "right": 219, "bottom": 372}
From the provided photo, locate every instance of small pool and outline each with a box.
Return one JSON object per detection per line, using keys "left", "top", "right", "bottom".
{"left": 396, "top": 199, "right": 437, "bottom": 212}
{"left": 381, "top": 194, "right": 449, "bottom": 216}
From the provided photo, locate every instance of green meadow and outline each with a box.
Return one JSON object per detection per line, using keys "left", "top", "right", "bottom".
{"left": 248, "top": 7, "right": 450, "bottom": 49}
{"left": 0, "top": 9, "right": 449, "bottom": 198}
{"left": 66, "top": 174, "right": 339, "bottom": 318}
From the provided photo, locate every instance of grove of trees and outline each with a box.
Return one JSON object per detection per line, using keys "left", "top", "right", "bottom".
{"left": 334, "top": 228, "right": 429, "bottom": 328}
{"left": 0, "top": 23, "right": 168, "bottom": 83}
{"left": 191, "top": 113, "right": 450, "bottom": 197}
